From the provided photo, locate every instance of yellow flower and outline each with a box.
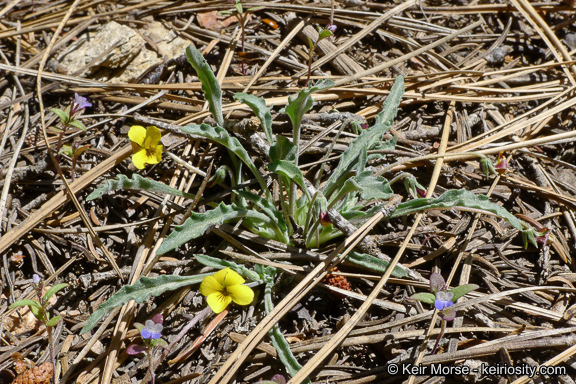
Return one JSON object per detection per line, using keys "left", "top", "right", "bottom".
{"left": 200, "top": 268, "right": 254, "bottom": 314}
{"left": 128, "top": 125, "right": 163, "bottom": 169}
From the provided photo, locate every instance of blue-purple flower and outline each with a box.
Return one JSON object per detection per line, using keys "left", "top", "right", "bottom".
{"left": 70, "top": 93, "right": 92, "bottom": 115}
{"left": 32, "top": 274, "right": 42, "bottom": 285}
{"left": 319, "top": 211, "right": 332, "bottom": 227}
{"left": 434, "top": 290, "right": 454, "bottom": 311}
{"left": 326, "top": 24, "right": 337, "bottom": 32}
{"left": 140, "top": 315, "right": 163, "bottom": 339}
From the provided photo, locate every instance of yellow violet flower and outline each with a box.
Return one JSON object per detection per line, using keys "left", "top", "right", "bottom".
{"left": 128, "top": 125, "right": 163, "bottom": 169}
{"left": 200, "top": 268, "right": 254, "bottom": 314}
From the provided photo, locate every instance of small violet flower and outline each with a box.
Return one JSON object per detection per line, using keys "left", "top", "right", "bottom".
{"left": 32, "top": 274, "right": 42, "bottom": 285}
{"left": 128, "top": 125, "right": 163, "bottom": 169}
{"left": 326, "top": 24, "right": 337, "bottom": 32}
{"left": 200, "top": 268, "right": 254, "bottom": 314}
{"left": 70, "top": 93, "right": 92, "bottom": 115}
{"left": 434, "top": 290, "right": 454, "bottom": 311}
{"left": 319, "top": 211, "right": 332, "bottom": 227}
{"left": 140, "top": 315, "right": 163, "bottom": 340}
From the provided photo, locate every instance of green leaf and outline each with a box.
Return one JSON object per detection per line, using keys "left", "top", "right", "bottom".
{"left": 179, "top": 123, "right": 270, "bottom": 199}
{"left": 283, "top": 79, "right": 334, "bottom": 135}
{"left": 30, "top": 305, "right": 44, "bottom": 322}
{"left": 87, "top": 174, "right": 196, "bottom": 201}
{"left": 390, "top": 189, "right": 524, "bottom": 231}
{"left": 307, "top": 36, "right": 314, "bottom": 51}
{"left": 51, "top": 108, "right": 69, "bottom": 125}
{"left": 450, "top": 284, "right": 479, "bottom": 301}
{"left": 59, "top": 144, "right": 74, "bottom": 157}
{"left": 234, "top": 93, "right": 274, "bottom": 145}
{"left": 409, "top": 292, "right": 436, "bottom": 305}
{"left": 45, "top": 316, "right": 62, "bottom": 327}
{"left": 345, "top": 251, "right": 407, "bottom": 277}
{"left": 354, "top": 170, "right": 394, "bottom": 201}
{"left": 69, "top": 119, "right": 87, "bottom": 131}
{"left": 318, "top": 29, "right": 333, "bottom": 40}
{"left": 322, "top": 76, "right": 404, "bottom": 197}
{"left": 80, "top": 274, "right": 209, "bottom": 334}
{"left": 269, "top": 135, "right": 296, "bottom": 162}
{"left": 234, "top": 190, "right": 287, "bottom": 233}
{"left": 42, "top": 283, "right": 69, "bottom": 303}
{"left": 194, "top": 254, "right": 261, "bottom": 282}
{"left": 185, "top": 45, "right": 224, "bottom": 127}
{"left": 158, "top": 202, "right": 287, "bottom": 254}
{"left": 9, "top": 299, "right": 42, "bottom": 310}
{"left": 267, "top": 160, "right": 311, "bottom": 199}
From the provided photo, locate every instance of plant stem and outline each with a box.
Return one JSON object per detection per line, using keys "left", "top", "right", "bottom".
{"left": 146, "top": 349, "right": 155, "bottom": 384}
{"left": 431, "top": 319, "right": 446, "bottom": 354}
{"left": 47, "top": 325, "right": 56, "bottom": 383}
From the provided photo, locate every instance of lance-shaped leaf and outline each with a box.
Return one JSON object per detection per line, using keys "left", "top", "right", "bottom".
{"left": 282, "top": 79, "right": 334, "bottom": 141}
{"left": 87, "top": 174, "right": 196, "bottom": 201}
{"left": 409, "top": 292, "right": 436, "bottom": 305}
{"left": 81, "top": 274, "right": 209, "bottom": 334}
{"left": 158, "top": 203, "right": 286, "bottom": 254}
{"left": 345, "top": 251, "right": 407, "bottom": 277}
{"left": 234, "top": 93, "right": 274, "bottom": 145}
{"left": 389, "top": 189, "right": 524, "bottom": 231}
{"left": 450, "top": 284, "right": 479, "bottom": 301}
{"left": 179, "top": 123, "right": 271, "bottom": 200}
{"left": 9, "top": 299, "right": 42, "bottom": 310}
{"left": 234, "top": 190, "right": 288, "bottom": 233}
{"left": 186, "top": 45, "right": 224, "bottom": 127}
{"left": 194, "top": 254, "right": 261, "bottom": 282}
{"left": 322, "top": 76, "right": 404, "bottom": 197}
{"left": 43, "top": 283, "right": 69, "bottom": 303}
{"left": 268, "top": 160, "right": 311, "bottom": 199}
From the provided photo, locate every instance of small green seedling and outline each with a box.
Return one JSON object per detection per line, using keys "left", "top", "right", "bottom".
{"left": 10, "top": 275, "right": 68, "bottom": 383}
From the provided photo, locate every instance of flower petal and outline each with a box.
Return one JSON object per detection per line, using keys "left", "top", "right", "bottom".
{"left": 144, "top": 126, "right": 161, "bottom": 149}
{"left": 200, "top": 275, "right": 224, "bottom": 296}
{"left": 131, "top": 149, "right": 148, "bottom": 170}
{"left": 129, "top": 126, "right": 147, "bottom": 146}
{"left": 206, "top": 292, "right": 232, "bottom": 314}
{"left": 227, "top": 284, "right": 254, "bottom": 306}
{"left": 154, "top": 144, "right": 163, "bottom": 163}
{"left": 214, "top": 268, "right": 245, "bottom": 287}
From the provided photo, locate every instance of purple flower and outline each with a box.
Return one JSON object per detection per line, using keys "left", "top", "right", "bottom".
{"left": 32, "top": 274, "right": 42, "bottom": 285}
{"left": 434, "top": 291, "right": 454, "bottom": 311}
{"left": 140, "top": 319, "right": 163, "bottom": 340}
{"left": 326, "top": 24, "right": 337, "bottom": 32}
{"left": 71, "top": 93, "right": 92, "bottom": 115}
{"left": 360, "top": 123, "right": 369, "bottom": 130}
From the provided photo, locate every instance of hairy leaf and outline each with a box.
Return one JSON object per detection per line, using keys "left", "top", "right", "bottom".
{"left": 390, "top": 189, "right": 524, "bottom": 230}
{"left": 268, "top": 160, "right": 311, "bottom": 199}
{"left": 186, "top": 45, "right": 224, "bottom": 127}
{"left": 322, "top": 76, "right": 404, "bottom": 197}
{"left": 87, "top": 174, "right": 196, "bottom": 201}
{"left": 179, "top": 123, "right": 270, "bottom": 199}
{"left": 81, "top": 274, "right": 208, "bottom": 334}
{"left": 269, "top": 135, "right": 296, "bottom": 162}
{"left": 345, "top": 251, "right": 407, "bottom": 277}
{"left": 158, "top": 203, "right": 284, "bottom": 254}
{"left": 234, "top": 93, "right": 274, "bottom": 145}
{"left": 234, "top": 190, "right": 288, "bottom": 233}
{"left": 354, "top": 170, "right": 394, "bottom": 201}
{"left": 283, "top": 79, "right": 334, "bottom": 134}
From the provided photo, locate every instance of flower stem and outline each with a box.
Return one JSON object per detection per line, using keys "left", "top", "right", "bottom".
{"left": 431, "top": 319, "right": 446, "bottom": 355}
